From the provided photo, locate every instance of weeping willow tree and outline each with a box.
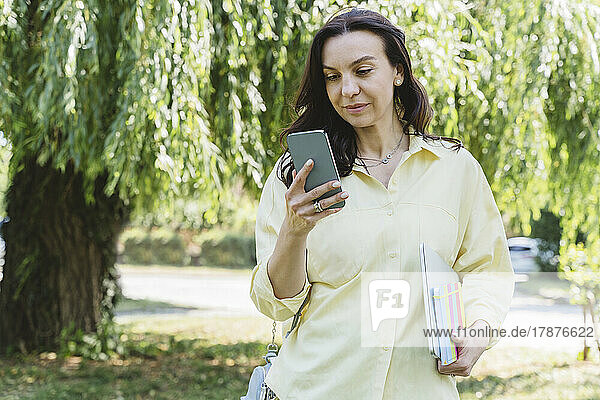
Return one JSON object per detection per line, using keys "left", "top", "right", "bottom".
{"left": 396, "top": 0, "right": 600, "bottom": 351}
{"left": 0, "top": 0, "right": 598, "bottom": 355}
{"left": 433, "top": 0, "right": 600, "bottom": 350}
{"left": 539, "top": 0, "right": 600, "bottom": 353}
{"left": 0, "top": 0, "right": 318, "bottom": 354}
{"left": 0, "top": 0, "right": 213, "bottom": 354}
{"left": 384, "top": 0, "right": 600, "bottom": 350}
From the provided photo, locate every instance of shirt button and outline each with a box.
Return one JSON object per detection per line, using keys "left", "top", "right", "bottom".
{"left": 383, "top": 346, "right": 391, "bottom": 351}
{"left": 387, "top": 209, "right": 394, "bottom": 216}
{"left": 388, "top": 252, "right": 397, "bottom": 259}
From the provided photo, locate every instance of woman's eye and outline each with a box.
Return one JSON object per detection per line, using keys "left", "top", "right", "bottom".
{"left": 324, "top": 69, "right": 371, "bottom": 81}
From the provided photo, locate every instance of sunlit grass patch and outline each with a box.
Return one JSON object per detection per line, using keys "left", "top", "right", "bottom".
{"left": 117, "top": 314, "right": 276, "bottom": 345}
{"left": 457, "top": 345, "right": 600, "bottom": 399}
{"left": 1, "top": 312, "right": 599, "bottom": 399}
{"left": 0, "top": 328, "right": 266, "bottom": 400}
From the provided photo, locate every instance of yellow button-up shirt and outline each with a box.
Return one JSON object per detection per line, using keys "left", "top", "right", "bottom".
{"left": 250, "top": 133, "right": 515, "bottom": 400}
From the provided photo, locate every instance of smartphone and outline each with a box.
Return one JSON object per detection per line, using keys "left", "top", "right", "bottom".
{"left": 286, "top": 129, "right": 345, "bottom": 210}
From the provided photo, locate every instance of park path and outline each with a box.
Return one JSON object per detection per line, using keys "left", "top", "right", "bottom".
{"left": 116, "top": 267, "right": 590, "bottom": 349}
{"left": 116, "top": 266, "right": 256, "bottom": 316}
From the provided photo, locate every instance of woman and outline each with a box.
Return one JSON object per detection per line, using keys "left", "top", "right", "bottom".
{"left": 250, "top": 7, "right": 514, "bottom": 399}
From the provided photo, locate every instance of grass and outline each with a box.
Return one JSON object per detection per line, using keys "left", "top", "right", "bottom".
{"left": 458, "top": 345, "right": 600, "bottom": 399}
{"left": 1, "top": 299, "right": 600, "bottom": 399}
{"left": 0, "top": 339, "right": 264, "bottom": 400}
{"left": 0, "top": 303, "right": 268, "bottom": 400}
{"left": 114, "top": 297, "right": 193, "bottom": 313}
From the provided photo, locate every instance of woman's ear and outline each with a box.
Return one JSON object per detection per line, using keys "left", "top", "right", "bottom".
{"left": 394, "top": 64, "right": 404, "bottom": 85}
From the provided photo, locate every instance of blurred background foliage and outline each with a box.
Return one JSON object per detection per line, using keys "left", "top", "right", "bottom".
{"left": 0, "top": 0, "right": 599, "bottom": 353}
{"left": 0, "top": 0, "right": 597, "bottom": 233}
{"left": 0, "top": 131, "right": 9, "bottom": 215}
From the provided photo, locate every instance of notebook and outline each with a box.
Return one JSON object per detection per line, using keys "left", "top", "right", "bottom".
{"left": 431, "top": 282, "right": 465, "bottom": 365}
{"left": 419, "top": 242, "right": 465, "bottom": 365}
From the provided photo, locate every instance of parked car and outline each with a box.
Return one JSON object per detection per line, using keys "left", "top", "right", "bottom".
{"left": 507, "top": 236, "right": 540, "bottom": 273}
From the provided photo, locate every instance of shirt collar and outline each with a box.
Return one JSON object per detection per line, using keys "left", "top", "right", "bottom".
{"left": 352, "top": 127, "right": 447, "bottom": 172}
{"left": 414, "top": 133, "right": 449, "bottom": 159}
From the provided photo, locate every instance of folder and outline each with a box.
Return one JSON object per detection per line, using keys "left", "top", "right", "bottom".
{"left": 420, "top": 243, "right": 465, "bottom": 365}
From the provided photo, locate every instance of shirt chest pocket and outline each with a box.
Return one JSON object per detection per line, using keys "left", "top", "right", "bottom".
{"left": 305, "top": 211, "right": 369, "bottom": 288}
{"left": 418, "top": 204, "right": 459, "bottom": 266}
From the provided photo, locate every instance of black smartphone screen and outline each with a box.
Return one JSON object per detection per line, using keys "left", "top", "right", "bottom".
{"left": 286, "top": 130, "right": 345, "bottom": 209}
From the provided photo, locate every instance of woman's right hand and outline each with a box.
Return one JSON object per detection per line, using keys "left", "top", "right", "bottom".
{"left": 282, "top": 158, "right": 349, "bottom": 237}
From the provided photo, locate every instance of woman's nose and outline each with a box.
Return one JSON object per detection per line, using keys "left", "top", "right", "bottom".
{"left": 341, "top": 77, "right": 360, "bottom": 97}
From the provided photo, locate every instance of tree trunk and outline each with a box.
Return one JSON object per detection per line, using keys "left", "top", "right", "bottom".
{"left": 587, "top": 296, "right": 600, "bottom": 355}
{"left": 0, "top": 157, "right": 128, "bottom": 354}
{"left": 582, "top": 304, "right": 590, "bottom": 361}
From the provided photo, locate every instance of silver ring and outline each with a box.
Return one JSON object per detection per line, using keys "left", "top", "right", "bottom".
{"left": 313, "top": 200, "right": 324, "bottom": 213}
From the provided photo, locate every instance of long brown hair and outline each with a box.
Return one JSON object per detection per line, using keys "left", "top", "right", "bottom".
{"left": 277, "top": 7, "right": 462, "bottom": 187}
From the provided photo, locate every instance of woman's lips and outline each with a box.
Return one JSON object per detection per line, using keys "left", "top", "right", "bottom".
{"left": 345, "top": 104, "right": 369, "bottom": 114}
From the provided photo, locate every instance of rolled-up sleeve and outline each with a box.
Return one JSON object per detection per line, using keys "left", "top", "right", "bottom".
{"left": 453, "top": 156, "right": 515, "bottom": 348}
{"left": 249, "top": 163, "right": 312, "bottom": 321}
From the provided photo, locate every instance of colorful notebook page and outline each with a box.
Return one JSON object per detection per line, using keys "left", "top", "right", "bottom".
{"left": 445, "top": 281, "right": 465, "bottom": 363}
{"left": 432, "top": 282, "right": 465, "bottom": 365}
{"left": 442, "top": 283, "right": 457, "bottom": 364}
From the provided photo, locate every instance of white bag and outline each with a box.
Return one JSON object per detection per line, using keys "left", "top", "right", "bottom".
{"left": 240, "top": 343, "right": 278, "bottom": 400}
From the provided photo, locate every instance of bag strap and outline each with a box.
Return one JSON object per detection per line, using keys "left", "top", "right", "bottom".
{"left": 263, "top": 288, "right": 309, "bottom": 364}
{"left": 272, "top": 249, "right": 312, "bottom": 340}
{"left": 284, "top": 286, "right": 311, "bottom": 338}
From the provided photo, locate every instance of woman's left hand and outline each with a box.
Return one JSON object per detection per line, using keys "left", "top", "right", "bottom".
{"left": 437, "top": 319, "right": 490, "bottom": 377}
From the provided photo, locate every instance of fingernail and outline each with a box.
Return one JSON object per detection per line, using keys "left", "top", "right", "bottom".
{"left": 332, "top": 181, "right": 341, "bottom": 188}
{"left": 340, "top": 192, "right": 349, "bottom": 198}
{"left": 306, "top": 159, "right": 313, "bottom": 166}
